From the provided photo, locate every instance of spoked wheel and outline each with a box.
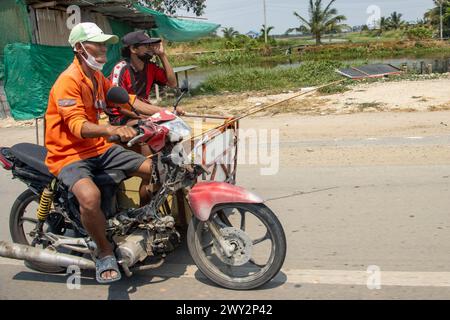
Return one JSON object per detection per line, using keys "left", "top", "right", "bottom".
{"left": 9, "top": 189, "right": 66, "bottom": 273}
{"left": 187, "top": 203, "right": 286, "bottom": 290}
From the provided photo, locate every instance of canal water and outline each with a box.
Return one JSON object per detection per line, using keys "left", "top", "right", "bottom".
{"left": 180, "top": 54, "right": 450, "bottom": 88}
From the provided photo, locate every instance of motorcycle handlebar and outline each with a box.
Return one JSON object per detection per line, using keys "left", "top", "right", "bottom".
{"left": 107, "top": 135, "right": 121, "bottom": 143}
{"left": 127, "top": 133, "right": 146, "bottom": 148}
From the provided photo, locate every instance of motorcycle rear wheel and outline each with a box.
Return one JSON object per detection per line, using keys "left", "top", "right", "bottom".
{"left": 187, "top": 203, "right": 286, "bottom": 290}
{"left": 9, "top": 189, "right": 66, "bottom": 273}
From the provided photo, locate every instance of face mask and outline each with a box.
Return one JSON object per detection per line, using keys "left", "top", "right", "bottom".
{"left": 137, "top": 52, "right": 153, "bottom": 63}
{"left": 79, "top": 42, "right": 105, "bottom": 71}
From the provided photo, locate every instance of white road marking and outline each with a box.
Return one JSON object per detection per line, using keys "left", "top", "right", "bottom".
{"left": 283, "top": 269, "right": 450, "bottom": 287}
{"left": 2, "top": 256, "right": 450, "bottom": 287}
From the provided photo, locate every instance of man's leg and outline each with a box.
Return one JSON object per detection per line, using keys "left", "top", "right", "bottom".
{"left": 71, "top": 178, "right": 118, "bottom": 281}
{"left": 138, "top": 145, "right": 153, "bottom": 206}
{"left": 131, "top": 158, "right": 153, "bottom": 181}
{"left": 126, "top": 144, "right": 152, "bottom": 206}
{"left": 98, "top": 144, "right": 153, "bottom": 205}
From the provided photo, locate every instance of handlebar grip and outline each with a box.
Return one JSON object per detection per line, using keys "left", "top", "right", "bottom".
{"left": 107, "top": 135, "right": 121, "bottom": 143}
{"left": 127, "top": 133, "right": 146, "bottom": 148}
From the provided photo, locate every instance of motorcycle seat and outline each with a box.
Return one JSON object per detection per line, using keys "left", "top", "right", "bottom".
{"left": 10, "top": 143, "right": 126, "bottom": 185}
{"left": 11, "top": 143, "right": 52, "bottom": 177}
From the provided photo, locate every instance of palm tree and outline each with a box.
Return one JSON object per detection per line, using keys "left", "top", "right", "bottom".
{"left": 222, "top": 27, "right": 239, "bottom": 40}
{"left": 287, "top": 0, "right": 347, "bottom": 45}
{"left": 425, "top": 1, "right": 450, "bottom": 37}
{"left": 388, "top": 11, "right": 406, "bottom": 30}
{"left": 425, "top": 0, "right": 449, "bottom": 25}
{"left": 260, "top": 24, "right": 275, "bottom": 40}
{"left": 379, "top": 17, "right": 391, "bottom": 32}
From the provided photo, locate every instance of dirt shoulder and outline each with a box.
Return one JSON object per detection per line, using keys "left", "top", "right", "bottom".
{"left": 182, "top": 76, "right": 450, "bottom": 117}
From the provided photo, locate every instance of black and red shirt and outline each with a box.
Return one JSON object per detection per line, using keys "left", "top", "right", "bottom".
{"left": 108, "top": 60, "right": 168, "bottom": 125}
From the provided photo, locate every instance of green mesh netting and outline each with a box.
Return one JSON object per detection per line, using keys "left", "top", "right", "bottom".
{"left": 0, "top": 0, "right": 32, "bottom": 81}
{"left": 134, "top": 4, "right": 220, "bottom": 42}
{"left": 3, "top": 18, "right": 133, "bottom": 120}
{"left": 107, "top": 18, "right": 134, "bottom": 70}
{"left": 4, "top": 43, "right": 73, "bottom": 120}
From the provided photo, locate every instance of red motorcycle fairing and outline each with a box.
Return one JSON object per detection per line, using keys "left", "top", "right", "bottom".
{"left": 146, "top": 125, "right": 169, "bottom": 153}
{"left": 149, "top": 110, "right": 177, "bottom": 123}
{"left": 188, "top": 182, "right": 264, "bottom": 222}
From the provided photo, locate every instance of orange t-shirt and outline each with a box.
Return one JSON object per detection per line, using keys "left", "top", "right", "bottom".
{"left": 45, "top": 57, "right": 135, "bottom": 176}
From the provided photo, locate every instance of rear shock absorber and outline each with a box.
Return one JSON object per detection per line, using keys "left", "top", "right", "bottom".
{"left": 36, "top": 180, "right": 56, "bottom": 222}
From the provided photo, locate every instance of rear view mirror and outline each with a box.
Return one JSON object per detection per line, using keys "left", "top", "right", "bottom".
{"left": 107, "top": 86, "right": 130, "bottom": 104}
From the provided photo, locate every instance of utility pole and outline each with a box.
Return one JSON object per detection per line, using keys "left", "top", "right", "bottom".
{"left": 263, "top": 0, "right": 268, "bottom": 44}
{"left": 440, "top": 0, "right": 444, "bottom": 41}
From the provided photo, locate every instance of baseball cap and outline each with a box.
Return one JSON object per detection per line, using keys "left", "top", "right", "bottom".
{"left": 68, "top": 22, "right": 119, "bottom": 47}
{"left": 122, "top": 30, "right": 162, "bottom": 46}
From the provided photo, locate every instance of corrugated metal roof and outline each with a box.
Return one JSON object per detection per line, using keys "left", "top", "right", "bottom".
{"left": 25, "top": 0, "right": 156, "bottom": 28}
{"left": 34, "top": 8, "right": 113, "bottom": 46}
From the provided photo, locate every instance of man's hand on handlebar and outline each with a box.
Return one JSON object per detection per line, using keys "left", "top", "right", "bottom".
{"left": 107, "top": 125, "right": 137, "bottom": 142}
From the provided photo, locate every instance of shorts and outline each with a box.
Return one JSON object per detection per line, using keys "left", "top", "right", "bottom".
{"left": 58, "top": 144, "right": 147, "bottom": 191}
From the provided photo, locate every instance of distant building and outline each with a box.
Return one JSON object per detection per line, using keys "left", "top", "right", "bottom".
{"left": 246, "top": 31, "right": 260, "bottom": 39}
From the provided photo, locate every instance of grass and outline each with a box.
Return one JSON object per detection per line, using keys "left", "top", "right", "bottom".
{"left": 192, "top": 60, "right": 343, "bottom": 95}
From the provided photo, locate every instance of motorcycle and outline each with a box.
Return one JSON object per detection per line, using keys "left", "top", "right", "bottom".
{"left": 0, "top": 87, "right": 286, "bottom": 290}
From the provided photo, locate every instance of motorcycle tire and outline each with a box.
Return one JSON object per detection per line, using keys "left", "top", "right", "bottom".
{"left": 187, "top": 203, "right": 286, "bottom": 290}
{"left": 9, "top": 189, "right": 66, "bottom": 274}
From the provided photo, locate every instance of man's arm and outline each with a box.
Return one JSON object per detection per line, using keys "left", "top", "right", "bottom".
{"left": 152, "top": 43, "right": 177, "bottom": 88}
{"left": 132, "top": 98, "right": 164, "bottom": 116}
{"left": 119, "top": 108, "right": 141, "bottom": 120}
{"left": 81, "top": 122, "right": 136, "bottom": 141}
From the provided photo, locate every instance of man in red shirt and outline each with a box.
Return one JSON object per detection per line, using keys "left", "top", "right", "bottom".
{"left": 109, "top": 30, "right": 180, "bottom": 125}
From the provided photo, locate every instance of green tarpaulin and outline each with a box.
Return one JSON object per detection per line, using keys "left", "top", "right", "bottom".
{"left": 0, "top": 0, "right": 32, "bottom": 55}
{"left": 4, "top": 43, "right": 73, "bottom": 120}
{"left": 134, "top": 4, "right": 220, "bottom": 42}
{"left": 0, "top": 0, "right": 32, "bottom": 82}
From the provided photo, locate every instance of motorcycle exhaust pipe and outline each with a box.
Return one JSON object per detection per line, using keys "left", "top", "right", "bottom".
{"left": 0, "top": 241, "right": 95, "bottom": 270}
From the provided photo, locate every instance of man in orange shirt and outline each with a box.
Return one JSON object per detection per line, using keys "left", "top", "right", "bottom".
{"left": 45, "top": 23, "right": 164, "bottom": 283}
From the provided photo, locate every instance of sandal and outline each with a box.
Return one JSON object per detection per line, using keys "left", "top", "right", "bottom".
{"left": 95, "top": 255, "right": 122, "bottom": 284}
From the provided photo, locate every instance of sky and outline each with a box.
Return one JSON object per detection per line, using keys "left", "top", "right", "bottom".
{"left": 200, "top": 0, "right": 436, "bottom": 34}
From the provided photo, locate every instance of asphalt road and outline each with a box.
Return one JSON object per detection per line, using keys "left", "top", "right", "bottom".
{"left": 1, "top": 121, "right": 450, "bottom": 300}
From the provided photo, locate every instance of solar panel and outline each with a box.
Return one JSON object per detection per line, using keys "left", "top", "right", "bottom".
{"left": 337, "top": 64, "right": 402, "bottom": 79}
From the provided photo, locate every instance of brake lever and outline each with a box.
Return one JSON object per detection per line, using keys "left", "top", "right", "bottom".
{"left": 127, "top": 133, "right": 146, "bottom": 148}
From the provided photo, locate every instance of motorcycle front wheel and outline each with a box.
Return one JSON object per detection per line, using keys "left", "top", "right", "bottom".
{"left": 187, "top": 203, "right": 286, "bottom": 290}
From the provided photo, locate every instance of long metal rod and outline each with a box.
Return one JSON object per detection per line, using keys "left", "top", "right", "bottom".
{"left": 182, "top": 114, "right": 230, "bottom": 120}
{"left": 147, "top": 78, "right": 346, "bottom": 159}
{"left": 35, "top": 118, "right": 39, "bottom": 145}
{"left": 193, "top": 78, "right": 347, "bottom": 140}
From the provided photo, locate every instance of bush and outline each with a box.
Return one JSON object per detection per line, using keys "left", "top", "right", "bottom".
{"left": 406, "top": 26, "right": 433, "bottom": 40}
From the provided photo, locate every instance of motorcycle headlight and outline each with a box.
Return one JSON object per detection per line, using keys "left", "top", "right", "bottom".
{"left": 160, "top": 117, "right": 192, "bottom": 142}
